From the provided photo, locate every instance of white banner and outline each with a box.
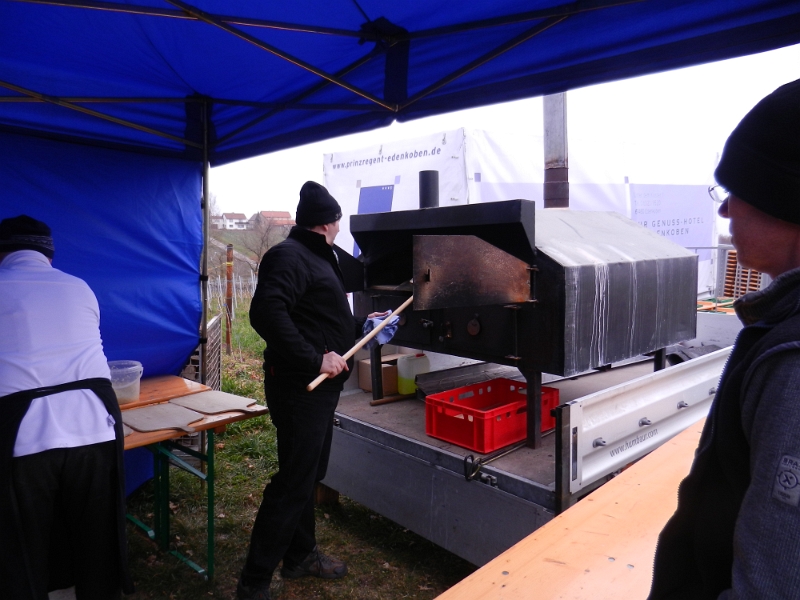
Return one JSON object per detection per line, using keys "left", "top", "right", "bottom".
{"left": 631, "top": 183, "right": 717, "bottom": 293}
{"left": 324, "top": 129, "right": 467, "bottom": 257}
{"left": 324, "top": 128, "right": 717, "bottom": 294}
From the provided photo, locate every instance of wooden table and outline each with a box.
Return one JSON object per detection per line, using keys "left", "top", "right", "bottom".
{"left": 436, "top": 419, "right": 705, "bottom": 600}
{"left": 121, "top": 375, "right": 267, "bottom": 449}
{"left": 120, "top": 376, "right": 268, "bottom": 579}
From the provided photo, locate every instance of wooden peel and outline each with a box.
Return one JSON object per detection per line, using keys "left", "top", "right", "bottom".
{"left": 307, "top": 295, "right": 414, "bottom": 392}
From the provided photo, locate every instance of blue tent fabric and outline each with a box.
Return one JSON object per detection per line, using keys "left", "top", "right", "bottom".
{"left": 0, "top": 131, "right": 202, "bottom": 377}
{"left": 1, "top": 1, "right": 799, "bottom": 166}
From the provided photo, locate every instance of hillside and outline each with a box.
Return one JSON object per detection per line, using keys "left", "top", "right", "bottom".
{"left": 210, "top": 229, "right": 253, "bottom": 259}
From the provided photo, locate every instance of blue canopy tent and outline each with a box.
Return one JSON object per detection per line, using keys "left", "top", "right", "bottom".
{"left": 3, "top": 1, "right": 800, "bottom": 166}
{"left": 0, "top": 0, "right": 798, "bottom": 410}
{"left": 2, "top": 0, "right": 799, "bottom": 376}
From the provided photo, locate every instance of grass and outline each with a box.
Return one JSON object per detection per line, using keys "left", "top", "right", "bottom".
{"left": 124, "top": 301, "right": 475, "bottom": 599}
{"left": 210, "top": 230, "right": 255, "bottom": 260}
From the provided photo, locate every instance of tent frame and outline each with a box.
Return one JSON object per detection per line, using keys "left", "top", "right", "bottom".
{"left": 2, "top": 0, "right": 637, "bottom": 153}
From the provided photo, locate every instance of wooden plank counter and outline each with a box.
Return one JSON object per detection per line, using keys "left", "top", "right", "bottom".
{"left": 118, "top": 375, "right": 268, "bottom": 579}
{"left": 120, "top": 376, "right": 268, "bottom": 449}
{"left": 119, "top": 374, "right": 209, "bottom": 410}
{"left": 436, "top": 419, "right": 705, "bottom": 600}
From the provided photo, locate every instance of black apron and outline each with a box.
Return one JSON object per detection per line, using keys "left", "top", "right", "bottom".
{"left": 0, "top": 378, "right": 134, "bottom": 598}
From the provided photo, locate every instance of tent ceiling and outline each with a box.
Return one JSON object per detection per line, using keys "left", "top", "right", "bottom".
{"left": 2, "top": 0, "right": 799, "bottom": 165}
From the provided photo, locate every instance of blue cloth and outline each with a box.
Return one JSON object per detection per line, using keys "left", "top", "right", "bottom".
{"left": 362, "top": 314, "right": 400, "bottom": 350}
{"left": 0, "top": 131, "right": 202, "bottom": 378}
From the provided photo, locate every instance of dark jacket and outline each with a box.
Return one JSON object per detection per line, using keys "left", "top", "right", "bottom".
{"left": 650, "top": 268, "right": 800, "bottom": 600}
{"left": 250, "top": 226, "right": 362, "bottom": 391}
{"left": 0, "top": 378, "right": 133, "bottom": 599}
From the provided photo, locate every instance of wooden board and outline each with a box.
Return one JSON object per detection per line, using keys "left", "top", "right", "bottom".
{"left": 123, "top": 405, "right": 269, "bottom": 451}
{"left": 122, "top": 403, "right": 205, "bottom": 434}
{"left": 119, "top": 375, "right": 209, "bottom": 411}
{"left": 169, "top": 390, "right": 263, "bottom": 414}
{"left": 436, "top": 419, "right": 706, "bottom": 600}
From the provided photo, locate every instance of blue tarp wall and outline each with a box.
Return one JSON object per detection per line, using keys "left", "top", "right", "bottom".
{"left": 0, "top": 131, "right": 203, "bottom": 377}
{"left": 1, "top": 132, "right": 203, "bottom": 493}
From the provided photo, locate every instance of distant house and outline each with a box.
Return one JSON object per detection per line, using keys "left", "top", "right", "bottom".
{"left": 249, "top": 210, "right": 295, "bottom": 230}
{"left": 220, "top": 212, "right": 249, "bottom": 230}
{"left": 210, "top": 215, "right": 224, "bottom": 229}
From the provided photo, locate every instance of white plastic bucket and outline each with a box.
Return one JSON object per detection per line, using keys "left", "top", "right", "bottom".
{"left": 108, "top": 360, "right": 143, "bottom": 404}
{"left": 397, "top": 353, "right": 430, "bottom": 395}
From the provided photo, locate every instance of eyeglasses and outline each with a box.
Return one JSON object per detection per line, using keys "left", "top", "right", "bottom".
{"left": 708, "top": 185, "right": 729, "bottom": 204}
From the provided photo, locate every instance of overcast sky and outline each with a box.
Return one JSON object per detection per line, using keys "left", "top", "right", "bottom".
{"left": 210, "top": 43, "right": 800, "bottom": 218}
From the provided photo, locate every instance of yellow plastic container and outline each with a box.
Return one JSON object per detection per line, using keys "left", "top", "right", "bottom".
{"left": 397, "top": 353, "right": 430, "bottom": 395}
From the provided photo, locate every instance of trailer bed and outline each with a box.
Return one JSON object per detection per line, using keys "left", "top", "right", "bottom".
{"left": 324, "top": 360, "right": 657, "bottom": 565}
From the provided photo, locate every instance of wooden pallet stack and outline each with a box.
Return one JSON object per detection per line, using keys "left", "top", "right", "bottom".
{"left": 723, "top": 249, "right": 762, "bottom": 298}
{"left": 697, "top": 298, "right": 736, "bottom": 313}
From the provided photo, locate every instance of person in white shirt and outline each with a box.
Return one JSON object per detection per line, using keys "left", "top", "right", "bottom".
{"left": 0, "top": 215, "right": 133, "bottom": 599}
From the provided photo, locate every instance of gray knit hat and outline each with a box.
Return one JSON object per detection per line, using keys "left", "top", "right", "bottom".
{"left": 296, "top": 181, "right": 342, "bottom": 227}
{"left": 715, "top": 78, "right": 800, "bottom": 224}
{"left": 0, "top": 214, "right": 55, "bottom": 258}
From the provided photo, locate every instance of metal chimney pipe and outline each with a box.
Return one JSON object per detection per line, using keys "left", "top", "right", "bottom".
{"left": 419, "top": 170, "right": 439, "bottom": 208}
{"left": 543, "top": 93, "right": 569, "bottom": 208}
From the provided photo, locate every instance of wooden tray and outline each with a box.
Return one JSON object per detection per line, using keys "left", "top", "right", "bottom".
{"left": 122, "top": 403, "right": 205, "bottom": 434}
{"left": 170, "top": 390, "right": 263, "bottom": 414}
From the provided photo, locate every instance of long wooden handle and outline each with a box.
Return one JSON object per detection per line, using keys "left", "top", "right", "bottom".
{"left": 306, "top": 295, "right": 414, "bottom": 392}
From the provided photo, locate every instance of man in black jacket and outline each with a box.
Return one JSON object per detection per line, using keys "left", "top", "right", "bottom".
{"left": 237, "top": 182, "right": 364, "bottom": 600}
{"left": 649, "top": 80, "right": 800, "bottom": 599}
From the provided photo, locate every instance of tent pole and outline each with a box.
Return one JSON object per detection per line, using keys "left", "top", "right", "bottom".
{"left": 163, "top": 0, "right": 396, "bottom": 111}
{"left": 200, "top": 100, "right": 210, "bottom": 385}
{"left": 0, "top": 79, "right": 201, "bottom": 148}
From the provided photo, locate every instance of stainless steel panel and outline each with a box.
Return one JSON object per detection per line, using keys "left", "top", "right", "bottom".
{"left": 413, "top": 235, "right": 531, "bottom": 310}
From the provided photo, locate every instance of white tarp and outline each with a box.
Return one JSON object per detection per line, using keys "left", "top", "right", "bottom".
{"left": 324, "top": 129, "right": 468, "bottom": 258}
{"left": 324, "top": 128, "right": 717, "bottom": 294}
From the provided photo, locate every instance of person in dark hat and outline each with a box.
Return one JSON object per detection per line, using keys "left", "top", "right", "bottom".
{"left": 238, "top": 182, "right": 387, "bottom": 600}
{"left": 649, "top": 79, "right": 800, "bottom": 599}
{"left": 0, "top": 215, "right": 133, "bottom": 599}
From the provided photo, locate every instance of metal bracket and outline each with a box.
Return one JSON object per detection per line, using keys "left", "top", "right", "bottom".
{"left": 463, "top": 442, "right": 525, "bottom": 484}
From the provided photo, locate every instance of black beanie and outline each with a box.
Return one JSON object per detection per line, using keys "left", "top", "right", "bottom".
{"left": 0, "top": 214, "right": 55, "bottom": 258}
{"left": 296, "top": 181, "right": 342, "bottom": 227}
{"left": 715, "top": 78, "right": 800, "bottom": 224}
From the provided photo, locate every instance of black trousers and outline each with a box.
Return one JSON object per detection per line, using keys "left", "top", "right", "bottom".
{"left": 241, "top": 374, "right": 340, "bottom": 585}
{"left": 11, "top": 440, "right": 121, "bottom": 600}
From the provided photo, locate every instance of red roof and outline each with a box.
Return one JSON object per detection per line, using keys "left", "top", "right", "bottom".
{"left": 253, "top": 210, "right": 295, "bottom": 226}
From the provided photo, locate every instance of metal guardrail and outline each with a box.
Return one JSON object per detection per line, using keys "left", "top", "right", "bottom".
{"left": 556, "top": 346, "right": 731, "bottom": 505}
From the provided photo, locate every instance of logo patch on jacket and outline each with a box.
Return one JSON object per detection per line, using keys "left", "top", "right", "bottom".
{"left": 773, "top": 455, "right": 800, "bottom": 506}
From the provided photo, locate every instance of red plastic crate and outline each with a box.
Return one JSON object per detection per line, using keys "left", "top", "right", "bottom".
{"left": 425, "top": 378, "right": 560, "bottom": 453}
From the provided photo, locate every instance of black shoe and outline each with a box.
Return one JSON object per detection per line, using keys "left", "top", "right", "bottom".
{"left": 236, "top": 577, "right": 271, "bottom": 600}
{"left": 281, "top": 546, "right": 348, "bottom": 580}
